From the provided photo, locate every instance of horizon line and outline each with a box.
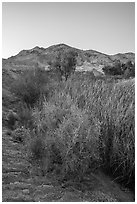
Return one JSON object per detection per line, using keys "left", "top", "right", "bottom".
{"left": 2, "top": 43, "right": 135, "bottom": 60}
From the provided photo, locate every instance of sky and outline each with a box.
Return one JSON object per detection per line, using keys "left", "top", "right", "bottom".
{"left": 2, "top": 2, "right": 135, "bottom": 58}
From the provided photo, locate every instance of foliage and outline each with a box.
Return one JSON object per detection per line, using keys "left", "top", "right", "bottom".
{"left": 8, "top": 69, "right": 135, "bottom": 189}
{"left": 16, "top": 103, "right": 34, "bottom": 129}
{"left": 11, "top": 126, "right": 30, "bottom": 143}
{"left": 28, "top": 100, "right": 101, "bottom": 178}
{"left": 123, "top": 61, "right": 135, "bottom": 78}
{"left": 10, "top": 67, "right": 49, "bottom": 107}
{"left": 103, "top": 61, "right": 122, "bottom": 76}
{"left": 103, "top": 60, "right": 135, "bottom": 79}
{"left": 6, "top": 110, "right": 19, "bottom": 130}
{"left": 48, "top": 50, "right": 78, "bottom": 80}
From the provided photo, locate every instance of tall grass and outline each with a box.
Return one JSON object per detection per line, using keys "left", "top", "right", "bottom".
{"left": 10, "top": 70, "right": 134, "bottom": 189}
{"left": 29, "top": 98, "right": 101, "bottom": 178}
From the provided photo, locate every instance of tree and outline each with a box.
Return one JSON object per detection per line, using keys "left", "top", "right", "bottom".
{"left": 103, "top": 60, "right": 135, "bottom": 79}
{"left": 124, "top": 61, "right": 135, "bottom": 78}
{"left": 49, "top": 50, "right": 77, "bottom": 80}
{"left": 10, "top": 66, "right": 49, "bottom": 107}
{"left": 102, "top": 61, "right": 123, "bottom": 76}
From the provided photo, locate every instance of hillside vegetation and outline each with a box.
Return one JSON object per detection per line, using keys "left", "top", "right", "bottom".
{"left": 3, "top": 44, "right": 135, "bottom": 73}
{"left": 2, "top": 45, "right": 135, "bottom": 201}
{"left": 4, "top": 68, "right": 135, "bottom": 190}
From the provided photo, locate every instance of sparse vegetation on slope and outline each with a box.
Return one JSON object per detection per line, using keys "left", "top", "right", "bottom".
{"left": 3, "top": 44, "right": 135, "bottom": 75}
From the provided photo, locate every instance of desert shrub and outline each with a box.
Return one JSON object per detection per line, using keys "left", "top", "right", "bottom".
{"left": 103, "top": 60, "right": 135, "bottom": 79}
{"left": 11, "top": 126, "right": 30, "bottom": 143}
{"left": 29, "top": 135, "right": 47, "bottom": 163}
{"left": 87, "top": 79, "right": 135, "bottom": 188}
{"left": 16, "top": 103, "right": 34, "bottom": 129}
{"left": 10, "top": 67, "right": 49, "bottom": 107}
{"left": 5, "top": 104, "right": 34, "bottom": 130}
{"left": 104, "top": 81, "right": 135, "bottom": 181}
{"left": 32, "top": 101, "right": 70, "bottom": 133}
{"left": 49, "top": 50, "right": 78, "bottom": 81}
{"left": 61, "top": 77, "right": 135, "bottom": 187}
{"left": 103, "top": 61, "right": 123, "bottom": 76}
{"left": 29, "top": 134, "right": 63, "bottom": 176}
{"left": 124, "top": 65, "right": 135, "bottom": 79}
{"left": 6, "top": 110, "right": 19, "bottom": 130}
{"left": 28, "top": 98, "right": 101, "bottom": 179}
{"left": 53, "top": 106, "right": 101, "bottom": 178}
{"left": 23, "top": 72, "right": 134, "bottom": 189}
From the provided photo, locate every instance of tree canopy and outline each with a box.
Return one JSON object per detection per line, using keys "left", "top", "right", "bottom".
{"left": 49, "top": 49, "right": 78, "bottom": 80}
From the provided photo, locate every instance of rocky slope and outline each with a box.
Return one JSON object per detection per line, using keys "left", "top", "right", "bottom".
{"left": 3, "top": 44, "right": 135, "bottom": 73}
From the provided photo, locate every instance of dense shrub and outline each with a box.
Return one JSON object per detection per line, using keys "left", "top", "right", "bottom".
{"left": 6, "top": 110, "right": 19, "bottom": 130}
{"left": 55, "top": 78, "right": 134, "bottom": 187}
{"left": 11, "top": 126, "right": 30, "bottom": 143}
{"left": 49, "top": 50, "right": 78, "bottom": 80}
{"left": 103, "top": 61, "right": 123, "bottom": 76}
{"left": 104, "top": 81, "right": 135, "bottom": 179}
{"left": 103, "top": 60, "right": 135, "bottom": 79}
{"left": 28, "top": 99, "right": 101, "bottom": 179}
{"left": 16, "top": 103, "right": 34, "bottom": 129}
{"left": 10, "top": 67, "right": 49, "bottom": 107}
{"left": 86, "top": 79, "right": 135, "bottom": 187}
{"left": 15, "top": 71, "right": 134, "bottom": 189}
{"left": 123, "top": 61, "right": 135, "bottom": 78}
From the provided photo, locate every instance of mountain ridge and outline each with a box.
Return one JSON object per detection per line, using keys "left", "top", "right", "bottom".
{"left": 4, "top": 43, "right": 135, "bottom": 59}
{"left": 3, "top": 43, "right": 135, "bottom": 73}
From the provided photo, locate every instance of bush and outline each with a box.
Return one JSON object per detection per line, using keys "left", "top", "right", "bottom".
{"left": 54, "top": 77, "right": 135, "bottom": 187}
{"left": 10, "top": 67, "right": 49, "bottom": 107}
{"left": 28, "top": 98, "right": 101, "bottom": 179}
{"left": 49, "top": 50, "right": 77, "bottom": 81}
{"left": 103, "top": 61, "right": 123, "bottom": 76}
{"left": 103, "top": 60, "right": 135, "bottom": 79}
{"left": 16, "top": 103, "right": 34, "bottom": 129}
{"left": 18, "top": 72, "right": 134, "bottom": 190}
{"left": 104, "top": 81, "right": 135, "bottom": 181}
{"left": 53, "top": 106, "right": 101, "bottom": 178}
{"left": 11, "top": 126, "right": 30, "bottom": 143}
{"left": 86, "top": 79, "right": 135, "bottom": 187}
{"left": 6, "top": 110, "right": 19, "bottom": 130}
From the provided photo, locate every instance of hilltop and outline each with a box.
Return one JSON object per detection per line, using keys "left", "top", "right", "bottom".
{"left": 3, "top": 44, "right": 135, "bottom": 73}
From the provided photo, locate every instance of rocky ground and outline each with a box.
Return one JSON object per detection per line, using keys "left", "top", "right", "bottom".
{"left": 2, "top": 128, "right": 134, "bottom": 202}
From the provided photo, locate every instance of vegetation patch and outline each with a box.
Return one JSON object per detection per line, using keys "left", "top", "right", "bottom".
{"left": 3, "top": 66, "right": 135, "bottom": 192}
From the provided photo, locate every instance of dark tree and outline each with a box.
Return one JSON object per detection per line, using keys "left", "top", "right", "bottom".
{"left": 103, "top": 60, "right": 135, "bottom": 78}
{"left": 49, "top": 50, "right": 77, "bottom": 80}
{"left": 124, "top": 61, "right": 135, "bottom": 78}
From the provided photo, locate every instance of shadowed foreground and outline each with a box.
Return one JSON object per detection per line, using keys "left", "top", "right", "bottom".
{"left": 2, "top": 128, "right": 134, "bottom": 202}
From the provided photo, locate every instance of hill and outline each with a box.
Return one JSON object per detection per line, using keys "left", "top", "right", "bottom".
{"left": 3, "top": 44, "right": 135, "bottom": 74}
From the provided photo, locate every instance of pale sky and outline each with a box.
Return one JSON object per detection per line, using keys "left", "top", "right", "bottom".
{"left": 2, "top": 2, "right": 135, "bottom": 58}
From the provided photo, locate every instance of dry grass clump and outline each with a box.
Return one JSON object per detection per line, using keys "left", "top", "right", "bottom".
{"left": 102, "top": 80, "right": 135, "bottom": 185}
{"left": 28, "top": 98, "right": 101, "bottom": 179}
{"left": 13, "top": 71, "right": 134, "bottom": 189}
{"left": 85, "top": 79, "right": 135, "bottom": 187}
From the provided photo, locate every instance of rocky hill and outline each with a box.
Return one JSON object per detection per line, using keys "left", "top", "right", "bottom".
{"left": 3, "top": 44, "right": 135, "bottom": 73}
